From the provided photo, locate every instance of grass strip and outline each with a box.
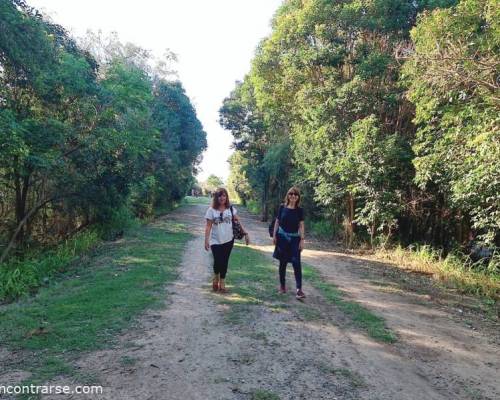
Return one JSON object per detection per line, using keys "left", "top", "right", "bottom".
{"left": 375, "top": 246, "right": 499, "bottom": 302}
{"left": 303, "top": 265, "right": 396, "bottom": 343}
{"left": 221, "top": 244, "right": 396, "bottom": 343}
{"left": 0, "top": 220, "right": 191, "bottom": 396}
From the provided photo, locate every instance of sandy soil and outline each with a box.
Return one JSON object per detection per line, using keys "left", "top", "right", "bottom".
{"left": 3, "top": 203, "right": 498, "bottom": 400}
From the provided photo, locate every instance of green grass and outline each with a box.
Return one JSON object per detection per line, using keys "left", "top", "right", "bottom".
{"left": 0, "top": 220, "right": 191, "bottom": 396}
{"left": 182, "top": 195, "right": 211, "bottom": 205}
{"left": 213, "top": 244, "right": 283, "bottom": 326}
{"left": 219, "top": 244, "right": 396, "bottom": 343}
{"left": 303, "top": 265, "right": 396, "bottom": 343}
{"left": 0, "top": 230, "right": 100, "bottom": 302}
{"left": 316, "top": 361, "right": 366, "bottom": 387}
{"left": 120, "top": 355, "right": 137, "bottom": 366}
{"left": 251, "top": 389, "right": 281, "bottom": 400}
{"left": 375, "top": 245, "right": 500, "bottom": 301}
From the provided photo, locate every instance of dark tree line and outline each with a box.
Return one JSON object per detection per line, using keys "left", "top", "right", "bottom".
{"left": 0, "top": 1, "right": 207, "bottom": 261}
{"left": 220, "top": 0, "right": 499, "bottom": 256}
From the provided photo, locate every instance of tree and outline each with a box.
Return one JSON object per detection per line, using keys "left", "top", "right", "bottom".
{"left": 403, "top": 0, "right": 500, "bottom": 245}
{"left": 0, "top": 3, "right": 207, "bottom": 261}
{"left": 147, "top": 80, "right": 207, "bottom": 210}
{"left": 0, "top": 0, "right": 100, "bottom": 254}
{"left": 204, "top": 175, "right": 224, "bottom": 195}
{"left": 220, "top": 0, "right": 471, "bottom": 249}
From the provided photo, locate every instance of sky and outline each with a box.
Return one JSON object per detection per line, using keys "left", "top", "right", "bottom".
{"left": 27, "top": 0, "right": 283, "bottom": 182}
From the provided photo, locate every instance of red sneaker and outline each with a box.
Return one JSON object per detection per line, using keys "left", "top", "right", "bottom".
{"left": 296, "top": 289, "right": 305, "bottom": 299}
{"left": 278, "top": 286, "right": 287, "bottom": 294}
{"left": 212, "top": 280, "right": 219, "bottom": 292}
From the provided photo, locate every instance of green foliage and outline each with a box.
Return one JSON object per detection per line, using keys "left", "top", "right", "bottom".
{"left": 220, "top": 0, "right": 497, "bottom": 271}
{"left": 308, "top": 219, "right": 341, "bottom": 240}
{"left": 404, "top": 0, "right": 500, "bottom": 245}
{"left": 376, "top": 244, "right": 499, "bottom": 300}
{"left": 0, "top": 230, "right": 99, "bottom": 301}
{"left": 227, "top": 151, "right": 252, "bottom": 204}
{"left": 220, "top": 80, "right": 292, "bottom": 220}
{"left": 0, "top": 2, "right": 206, "bottom": 266}
{"left": 148, "top": 80, "right": 207, "bottom": 209}
{"left": 205, "top": 174, "right": 224, "bottom": 190}
{"left": 96, "top": 205, "right": 140, "bottom": 240}
{"left": 341, "top": 116, "right": 412, "bottom": 245}
{"left": 0, "top": 222, "right": 191, "bottom": 385}
{"left": 245, "top": 200, "right": 262, "bottom": 215}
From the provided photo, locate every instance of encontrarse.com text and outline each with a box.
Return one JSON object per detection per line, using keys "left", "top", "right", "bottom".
{"left": 0, "top": 385, "right": 103, "bottom": 395}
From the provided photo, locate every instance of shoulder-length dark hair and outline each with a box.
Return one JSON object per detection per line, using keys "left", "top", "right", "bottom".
{"left": 211, "top": 187, "right": 231, "bottom": 209}
{"left": 283, "top": 186, "right": 301, "bottom": 207}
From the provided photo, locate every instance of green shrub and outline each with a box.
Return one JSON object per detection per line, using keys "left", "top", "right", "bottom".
{"left": 96, "top": 205, "right": 139, "bottom": 240}
{"left": 376, "top": 244, "right": 499, "bottom": 300}
{"left": 246, "top": 200, "right": 261, "bottom": 215}
{"left": 308, "top": 219, "right": 340, "bottom": 240}
{"left": 0, "top": 230, "right": 99, "bottom": 302}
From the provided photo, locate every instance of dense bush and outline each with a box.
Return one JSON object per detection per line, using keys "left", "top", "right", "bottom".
{"left": 0, "top": 1, "right": 207, "bottom": 263}
{"left": 220, "top": 0, "right": 498, "bottom": 255}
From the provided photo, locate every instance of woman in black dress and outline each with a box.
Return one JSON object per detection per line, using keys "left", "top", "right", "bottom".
{"left": 272, "top": 186, "right": 306, "bottom": 299}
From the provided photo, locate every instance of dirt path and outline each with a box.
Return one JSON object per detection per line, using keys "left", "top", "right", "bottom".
{"left": 43, "top": 203, "right": 499, "bottom": 400}
{"left": 239, "top": 207, "right": 500, "bottom": 400}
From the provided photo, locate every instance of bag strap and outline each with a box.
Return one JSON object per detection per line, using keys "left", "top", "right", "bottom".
{"left": 278, "top": 205, "right": 284, "bottom": 221}
{"left": 229, "top": 205, "right": 234, "bottom": 221}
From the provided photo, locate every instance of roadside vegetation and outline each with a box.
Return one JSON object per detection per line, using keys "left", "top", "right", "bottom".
{"left": 213, "top": 243, "right": 396, "bottom": 343}
{"left": 0, "top": 219, "right": 191, "bottom": 396}
{"left": 374, "top": 246, "right": 500, "bottom": 301}
{"left": 0, "top": 1, "right": 207, "bottom": 299}
{"left": 220, "top": 0, "right": 499, "bottom": 304}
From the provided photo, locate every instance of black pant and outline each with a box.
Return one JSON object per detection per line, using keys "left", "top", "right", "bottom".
{"left": 279, "top": 260, "right": 302, "bottom": 289}
{"left": 211, "top": 239, "right": 234, "bottom": 279}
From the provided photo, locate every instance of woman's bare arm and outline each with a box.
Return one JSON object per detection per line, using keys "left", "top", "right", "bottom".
{"left": 205, "top": 219, "right": 213, "bottom": 250}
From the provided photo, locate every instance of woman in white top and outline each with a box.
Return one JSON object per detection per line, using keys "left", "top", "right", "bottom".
{"left": 204, "top": 188, "right": 249, "bottom": 293}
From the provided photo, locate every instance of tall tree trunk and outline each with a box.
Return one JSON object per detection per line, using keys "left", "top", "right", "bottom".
{"left": 1, "top": 196, "right": 55, "bottom": 264}
{"left": 261, "top": 178, "right": 269, "bottom": 222}
{"left": 345, "top": 193, "right": 355, "bottom": 248}
{"left": 14, "top": 170, "right": 30, "bottom": 244}
{"left": 370, "top": 221, "right": 375, "bottom": 249}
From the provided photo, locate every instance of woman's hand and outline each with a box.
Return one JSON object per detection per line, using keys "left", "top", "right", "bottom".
{"left": 273, "top": 236, "right": 277, "bottom": 246}
{"left": 299, "top": 238, "right": 304, "bottom": 251}
{"left": 205, "top": 219, "right": 213, "bottom": 251}
{"left": 244, "top": 233, "right": 250, "bottom": 245}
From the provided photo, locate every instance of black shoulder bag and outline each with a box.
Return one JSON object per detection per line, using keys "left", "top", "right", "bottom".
{"left": 230, "top": 206, "right": 246, "bottom": 240}
{"left": 268, "top": 205, "right": 283, "bottom": 238}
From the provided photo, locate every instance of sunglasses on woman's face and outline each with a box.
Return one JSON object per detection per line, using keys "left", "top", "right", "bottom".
{"left": 288, "top": 193, "right": 299, "bottom": 197}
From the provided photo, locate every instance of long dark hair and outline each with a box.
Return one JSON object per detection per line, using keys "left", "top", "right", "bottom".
{"left": 283, "top": 186, "right": 301, "bottom": 207}
{"left": 211, "top": 187, "right": 231, "bottom": 209}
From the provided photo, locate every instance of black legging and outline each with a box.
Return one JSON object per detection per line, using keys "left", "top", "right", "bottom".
{"left": 210, "top": 239, "right": 234, "bottom": 279}
{"left": 279, "top": 260, "right": 302, "bottom": 289}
